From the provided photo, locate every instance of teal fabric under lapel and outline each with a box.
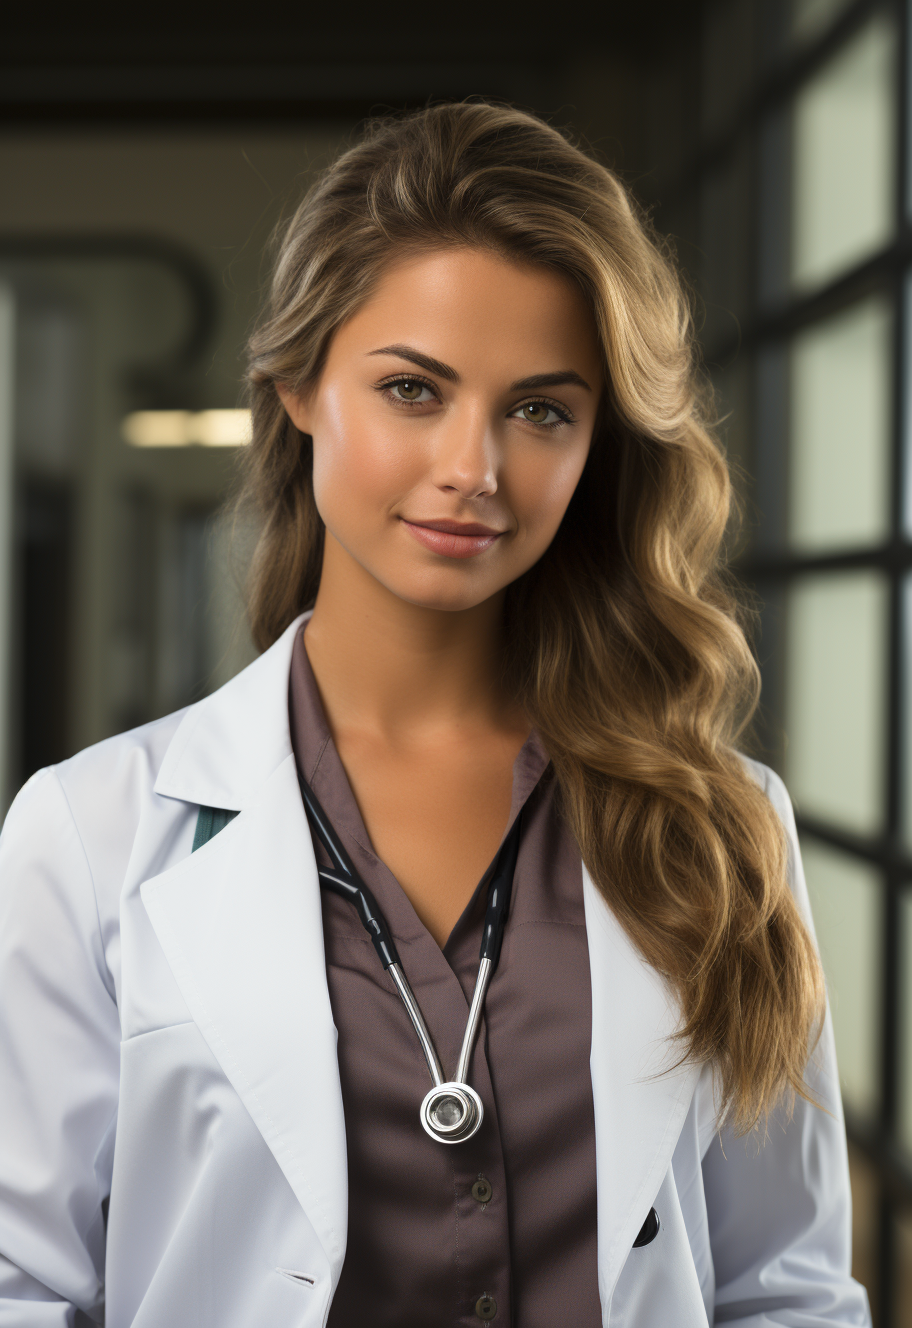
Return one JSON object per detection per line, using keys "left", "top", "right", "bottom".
{"left": 192, "top": 806, "right": 240, "bottom": 853}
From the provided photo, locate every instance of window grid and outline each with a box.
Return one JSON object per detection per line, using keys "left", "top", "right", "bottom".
{"left": 668, "top": 0, "right": 909, "bottom": 1317}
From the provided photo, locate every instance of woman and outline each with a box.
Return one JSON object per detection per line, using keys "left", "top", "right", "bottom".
{"left": 0, "top": 102, "right": 870, "bottom": 1326}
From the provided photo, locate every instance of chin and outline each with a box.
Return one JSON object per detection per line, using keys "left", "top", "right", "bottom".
{"left": 385, "top": 572, "right": 505, "bottom": 615}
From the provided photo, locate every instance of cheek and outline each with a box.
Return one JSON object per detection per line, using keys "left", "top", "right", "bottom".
{"left": 509, "top": 446, "right": 589, "bottom": 541}
{"left": 310, "top": 391, "right": 417, "bottom": 519}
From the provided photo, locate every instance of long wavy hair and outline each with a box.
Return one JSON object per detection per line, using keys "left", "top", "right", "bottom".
{"left": 242, "top": 100, "right": 823, "bottom": 1133}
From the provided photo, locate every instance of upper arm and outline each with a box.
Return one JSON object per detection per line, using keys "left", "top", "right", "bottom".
{"left": 704, "top": 1087, "right": 868, "bottom": 1324}
{"left": 704, "top": 758, "right": 870, "bottom": 1326}
{"left": 0, "top": 769, "right": 121, "bottom": 1323}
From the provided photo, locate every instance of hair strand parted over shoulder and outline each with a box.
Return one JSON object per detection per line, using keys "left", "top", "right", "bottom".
{"left": 242, "top": 100, "right": 824, "bottom": 1134}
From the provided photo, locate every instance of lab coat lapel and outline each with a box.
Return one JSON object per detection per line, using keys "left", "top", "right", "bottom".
{"left": 142, "top": 611, "right": 702, "bottom": 1306}
{"left": 583, "top": 866, "right": 702, "bottom": 1313}
{"left": 141, "top": 614, "right": 348, "bottom": 1276}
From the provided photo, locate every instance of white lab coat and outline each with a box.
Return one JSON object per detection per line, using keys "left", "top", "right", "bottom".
{"left": 0, "top": 612, "right": 872, "bottom": 1327}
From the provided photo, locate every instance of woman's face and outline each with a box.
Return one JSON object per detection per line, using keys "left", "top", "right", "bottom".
{"left": 279, "top": 246, "right": 603, "bottom": 614}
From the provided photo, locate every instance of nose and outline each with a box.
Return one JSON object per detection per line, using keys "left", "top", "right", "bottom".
{"left": 430, "top": 404, "right": 498, "bottom": 500}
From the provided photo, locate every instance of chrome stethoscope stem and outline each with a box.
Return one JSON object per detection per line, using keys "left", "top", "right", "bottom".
{"left": 455, "top": 957, "right": 493, "bottom": 1086}
{"left": 390, "top": 955, "right": 492, "bottom": 1093}
{"left": 415, "top": 958, "right": 494, "bottom": 1145}
{"left": 388, "top": 962, "right": 444, "bottom": 1088}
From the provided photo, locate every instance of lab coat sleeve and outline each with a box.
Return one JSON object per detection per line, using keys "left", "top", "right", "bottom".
{"left": 0, "top": 767, "right": 121, "bottom": 1326}
{"left": 703, "top": 764, "right": 871, "bottom": 1326}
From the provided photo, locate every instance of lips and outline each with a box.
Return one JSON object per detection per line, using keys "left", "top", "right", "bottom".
{"left": 409, "top": 519, "right": 503, "bottom": 537}
{"left": 400, "top": 517, "right": 505, "bottom": 559}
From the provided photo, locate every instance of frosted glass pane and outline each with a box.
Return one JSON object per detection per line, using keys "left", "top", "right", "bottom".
{"left": 784, "top": 574, "right": 887, "bottom": 833}
{"left": 789, "top": 298, "right": 892, "bottom": 551}
{"left": 791, "top": 0, "right": 853, "bottom": 46}
{"left": 803, "top": 839, "right": 880, "bottom": 1118}
{"left": 792, "top": 17, "right": 895, "bottom": 291}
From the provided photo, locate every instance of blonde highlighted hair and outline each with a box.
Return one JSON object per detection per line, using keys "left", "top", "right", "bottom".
{"left": 243, "top": 100, "right": 823, "bottom": 1132}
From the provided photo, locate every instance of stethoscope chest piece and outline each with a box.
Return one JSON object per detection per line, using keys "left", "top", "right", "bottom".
{"left": 420, "top": 1082, "right": 485, "bottom": 1144}
{"left": 298, "top": 770, "right": 522, "bottom": 1149}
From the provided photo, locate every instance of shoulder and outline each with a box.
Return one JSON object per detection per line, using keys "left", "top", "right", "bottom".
{"left": 5, "top": 706, "right": 187, "bottom": 828}
{"left": 0, "top": 710, "right": 196, "bottom": 1015}
{"left": 1, "top": 708, "right": 195, "bottom": 923}
{"left": 736, "top": 750, "right": 783, "bottom": 801}
{"left": 736, "top": 753, "right": 795, "bottom": 829}
{"left": 733, "top": 752, "right": 812, "bottom": 930}
{"left": 54, "top": 707, "right": 190, "bottom": 813}
{"left": 3, "top": 707, "right": 191, "bottom": 862}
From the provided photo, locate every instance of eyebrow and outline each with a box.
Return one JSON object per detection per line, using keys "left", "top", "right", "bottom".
{"left": 367, "top": 344, "right": 592, "bottom": 392}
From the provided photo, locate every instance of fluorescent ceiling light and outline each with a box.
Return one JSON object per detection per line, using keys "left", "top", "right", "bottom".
{"left": 122, "top": 409, "right": 251, "bottom": 448}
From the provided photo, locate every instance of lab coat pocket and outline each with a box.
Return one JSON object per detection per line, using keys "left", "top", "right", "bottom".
{"left": 608, "top": 1169, "right": 709, "bottom": 1327}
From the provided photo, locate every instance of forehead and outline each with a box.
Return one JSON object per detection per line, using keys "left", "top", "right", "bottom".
{"left": 328, "top": 246, "right": 603, "bottom": 386}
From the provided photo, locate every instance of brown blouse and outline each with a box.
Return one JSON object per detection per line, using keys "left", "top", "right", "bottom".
{"left": 288, "top": 624, "right": 601, "bottom": 1327}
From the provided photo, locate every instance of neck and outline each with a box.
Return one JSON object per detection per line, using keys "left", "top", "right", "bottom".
{"left": 303, "top": 534, "right": 518, "bottom": 745}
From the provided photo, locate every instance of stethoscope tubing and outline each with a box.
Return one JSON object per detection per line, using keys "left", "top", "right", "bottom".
{"left": 387, "top": 961, "right": 445, "bottom": 1087}
{"left": 296, "top": 769, "right": 521, "bottom": 1142}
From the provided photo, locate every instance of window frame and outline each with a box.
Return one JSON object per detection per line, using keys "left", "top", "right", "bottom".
{"left": 662, "top": 0, "right": 911, "bottom": 1314}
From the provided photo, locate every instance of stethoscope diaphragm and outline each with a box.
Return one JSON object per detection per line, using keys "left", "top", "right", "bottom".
{"left": 420, "top": 1082, "right": 485, "bottom": 1144}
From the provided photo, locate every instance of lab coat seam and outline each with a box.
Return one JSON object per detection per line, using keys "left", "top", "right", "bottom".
{"left": 119, "top": 1018, "right": 196, "bottom": 1044}
{"left": 90, "top": 1105, "right": 118, "bottom": 1270}
{"left": 48, "top": 766, "right": 118, "bottom": 1007}
{"left": 92, "top": 1106, "right": 118, "bottom": 1176}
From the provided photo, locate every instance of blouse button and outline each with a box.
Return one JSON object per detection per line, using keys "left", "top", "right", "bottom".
{"left": 472, "top": 1177, "right": 493, "bottom": 1204}
{"left": 475, "top": 1294, "right": 497, "bottom": 1320}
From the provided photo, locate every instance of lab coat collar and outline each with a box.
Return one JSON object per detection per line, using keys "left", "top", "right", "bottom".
{"left": 143, "top": 610, "right": 701, "bottom": 1312}
{"left": 152, "top": 611, "right": 310, "bottom": 810}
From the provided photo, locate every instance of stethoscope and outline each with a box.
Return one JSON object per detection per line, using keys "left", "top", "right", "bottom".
{"left": 297, "top": 770, "right": 521, "bottom": 1146}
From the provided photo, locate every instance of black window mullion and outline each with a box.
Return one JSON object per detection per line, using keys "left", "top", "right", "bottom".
{"left": 878, "top": 0, "right": 912, "bottom": 1314}
{"left": 665, "top": 0, "right": 889, "bottom": 213}
{"left": 691, "top": 0, "right": 909, "bottom": 1316}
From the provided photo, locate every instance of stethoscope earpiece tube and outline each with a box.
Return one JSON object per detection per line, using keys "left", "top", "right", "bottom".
{"left": 297, "top": 768, "right": 523, "bottom": 1146}
{"left": 479, "top": 814, "right": 522, "bottom": 968}
{"left": 297, "top": 772, "right": 402, "bottom": 970}
{"left": 297, "top": 771, "right": 351, "bottom": 874}
{"left": 316, "top": 866, "right": 401, "bottom": 969}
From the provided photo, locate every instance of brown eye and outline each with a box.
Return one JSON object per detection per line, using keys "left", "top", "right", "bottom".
{"left": 513, "top": 400, "right": 572, "bottom": 428}
{"left": 521, "top": 403, "right": 549, "bottom": 423}
{"left": 396, "top": 380, "right": 425, "bottom": 401}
